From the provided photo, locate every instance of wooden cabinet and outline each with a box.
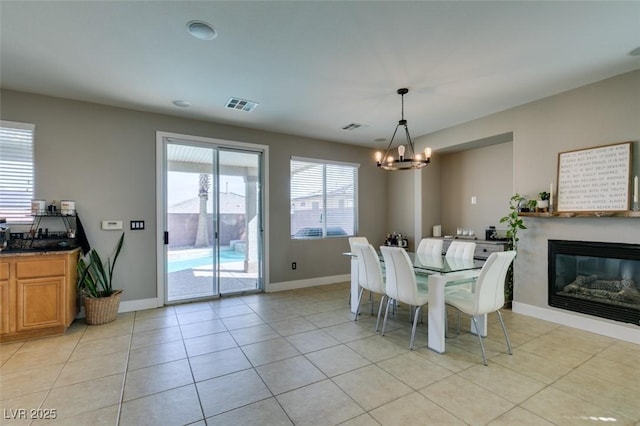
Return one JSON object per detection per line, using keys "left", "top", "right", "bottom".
{"left": 0, "top": 262, "right": 9, "bottom": 335}
{"left": 0, "top": 250, "right": 79, "bottom": 342}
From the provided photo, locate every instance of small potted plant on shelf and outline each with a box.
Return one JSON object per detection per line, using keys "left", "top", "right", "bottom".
{"left": 77, "top": 232, "right": 125, "bottom": 325}
{"left": 525, "top": 199, "right": 537, "bottom": 212}
{"left": 537, "top": 191, "right": 550, "bottom": 212}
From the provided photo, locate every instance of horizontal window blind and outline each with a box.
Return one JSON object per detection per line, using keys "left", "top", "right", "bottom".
{"left": 0, "top": 121, "right": 35, "bottom": 223}
{"left": 290, "top": 158, "right": 357, "bottom": 238}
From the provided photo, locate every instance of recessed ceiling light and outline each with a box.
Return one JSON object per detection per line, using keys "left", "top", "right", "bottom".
{"left": 173, "top": 100, "right": 191, "bottom": 108}
{"left": 186, "top": 20, "right": 217, "bottom": 40}
{"left": 629, "top": 46, "right": 640, "bottom": 56}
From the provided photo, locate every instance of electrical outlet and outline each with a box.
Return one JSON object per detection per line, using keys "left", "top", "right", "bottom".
{"left": 292, "top": 262, "right": 297, "bottom": 270}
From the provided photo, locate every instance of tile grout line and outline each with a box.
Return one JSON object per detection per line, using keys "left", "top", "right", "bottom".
{"left": 115, "top": 314, "right": 138, "bottom": 426}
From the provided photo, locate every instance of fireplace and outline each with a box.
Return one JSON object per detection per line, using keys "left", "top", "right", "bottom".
{"left": 548, "top": 240, "right": 640, "bottom": 326}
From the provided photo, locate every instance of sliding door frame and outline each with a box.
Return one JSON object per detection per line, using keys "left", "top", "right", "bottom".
{"left": 155, "top": 131, "right": 269, "bottom": 306}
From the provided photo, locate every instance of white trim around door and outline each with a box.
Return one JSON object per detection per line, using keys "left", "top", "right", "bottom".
{"left": 155, "top": 131, "right": 269, "bottom": 307}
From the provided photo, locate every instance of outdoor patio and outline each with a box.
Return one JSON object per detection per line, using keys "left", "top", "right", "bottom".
{"left": 167, "top": 247, "right": 259, "bottom": 301}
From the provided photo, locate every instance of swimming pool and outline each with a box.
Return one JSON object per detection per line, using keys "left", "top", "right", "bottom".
{"left": 168, "top": 250, "right": 245, "bottom": 273}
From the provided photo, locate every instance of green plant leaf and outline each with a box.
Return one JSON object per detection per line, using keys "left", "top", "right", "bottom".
{"left": 77, "top": 232, "right": 125, "bottom": 298}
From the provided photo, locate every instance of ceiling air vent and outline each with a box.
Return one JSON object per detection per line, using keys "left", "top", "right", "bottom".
{"left": 342, "top": 123, "right": 362, "bottom": 131}
{"left": 226, "top": 97, "right": 259, "bottom": 112}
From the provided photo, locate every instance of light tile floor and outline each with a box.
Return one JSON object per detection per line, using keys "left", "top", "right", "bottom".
{"left": 1, "top": 282, "right": 639, "bottom": 425}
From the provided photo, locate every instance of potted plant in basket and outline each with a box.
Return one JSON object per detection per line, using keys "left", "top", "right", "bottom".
{"left": 499, "top": 194, "right": 527, "bottom": 305}
{"left": 77, "top": 232, "right": 125, "bottom": 325}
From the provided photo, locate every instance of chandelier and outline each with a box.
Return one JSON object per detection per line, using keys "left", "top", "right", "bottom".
{"left": 375, "top": 88, "right": 432, "bottom": 171}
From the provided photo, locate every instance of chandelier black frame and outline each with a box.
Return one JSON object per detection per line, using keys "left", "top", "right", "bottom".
{"left": 376, "top": 88, "right": 432, "bottom": 171}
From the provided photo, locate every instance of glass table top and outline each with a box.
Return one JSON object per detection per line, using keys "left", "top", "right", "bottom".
{"left": 344, "top": 250, "right": 484, "bottom": 274}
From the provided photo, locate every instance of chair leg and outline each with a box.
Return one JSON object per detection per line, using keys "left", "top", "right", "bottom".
{"left": 354, "top": 287, "right": 364, "bottom": 321}
{"left": 444, "top": 307, "right": 450, "bottom": 338}
{"left": 381, "top": 297, "right": 392, "bottom": 336}
{"left": 375, "top": 295, "right": 386, "bottom": 332}
{"left": 471, "top": 316, "right": 488, "bottom": 366}
{"left": 409, "top": 305, "right": 422, "bottom": 350}
{"left": 369, "top": 291, "right": 374, "bottom": 315}
{"left": 496, "top": 310, "right": 513, "bottom": 355}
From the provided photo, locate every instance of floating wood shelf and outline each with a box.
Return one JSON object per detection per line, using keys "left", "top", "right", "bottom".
{"left": 518, "top": 211, "right": 640, "bottom": 218}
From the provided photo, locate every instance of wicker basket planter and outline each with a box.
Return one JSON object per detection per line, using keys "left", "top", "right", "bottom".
{"left": 83, "top": 290, "right": 123, "bottom": 325}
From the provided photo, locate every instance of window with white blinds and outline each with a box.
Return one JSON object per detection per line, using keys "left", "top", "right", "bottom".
{"left": 0, "top": 121, "right": 35, "bottom": 223}
{"left": 290, "top": 157, "right": 358, "bottom": 238}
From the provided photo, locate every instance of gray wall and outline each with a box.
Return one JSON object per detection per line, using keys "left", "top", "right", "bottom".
{"left": 1, "top": 89, "right": 388, "bottom": 300}
{"left": 387, "top": 142, "right": 513, "bottom": 250}
{"left": 440, "top": 142, "right": 513, "bottom": 238}
{"left": 3, "top": 67, "right": 638, "bottom": 319}
{"left": 414, "top": 69, "right": 640, "bottom": 329}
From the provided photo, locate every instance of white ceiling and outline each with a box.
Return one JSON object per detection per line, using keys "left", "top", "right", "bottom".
{"left": 1, "top": 1, "right": 639, "bottom": 150}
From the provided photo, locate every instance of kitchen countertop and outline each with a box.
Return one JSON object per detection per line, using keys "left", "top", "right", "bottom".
{"left": 0, "top": 247, "right": 81, "bottom": 257}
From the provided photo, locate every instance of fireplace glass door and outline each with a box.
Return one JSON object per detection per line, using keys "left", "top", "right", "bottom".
{"left": 549, "top": 240, "right": 640, "bottom": 326}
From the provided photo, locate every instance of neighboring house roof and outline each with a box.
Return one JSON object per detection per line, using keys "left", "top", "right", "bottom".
{"left": 169, "top": 192, "right": 245, "bottom": 214}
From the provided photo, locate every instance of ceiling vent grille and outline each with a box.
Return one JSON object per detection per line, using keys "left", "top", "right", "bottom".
{"left": 226, "top": 97, "right": 259, "bottom": 112}
{"left": 342, "top": 123, "right": 362, "bottom": 131}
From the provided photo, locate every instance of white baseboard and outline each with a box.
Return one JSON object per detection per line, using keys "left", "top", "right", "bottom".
{"left": 513, "top": 302, "right": 640, "bottom": 345}
{"left": 75, "top": 297, "right": 161, "bottom": 319}
{"left": 75, "top": 274, "right": 351, "bottom": 319}
{"left": 119, "top": 298, "right": 162, "bottom": 313}
{"left": 267, "top": 274, "right": 349, "bottom": 292}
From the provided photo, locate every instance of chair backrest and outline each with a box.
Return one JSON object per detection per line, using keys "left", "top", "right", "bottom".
{"left": 352, "top": 243, "right": 385, "bottom": 294}
{"left": 348, "top": 237, "right": 369, "bottom": 252}
{"left": 416, "top": 238, "right": 444, "bottom": 257}
{"left": 380, "top": 246, "right": 421, "bottom": 306}
{"left": 446, "top": 241, "right": 476, "bottom": 260}
{"left": 473, "top": 250, "right": 517, "bottom": 314}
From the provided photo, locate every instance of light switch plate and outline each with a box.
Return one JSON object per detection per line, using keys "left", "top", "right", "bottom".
{"left": 101, "top": 220, "right": 123, "bottom": 230}
{"left": 130, "top": 220, "right": 145, "bottom": 230}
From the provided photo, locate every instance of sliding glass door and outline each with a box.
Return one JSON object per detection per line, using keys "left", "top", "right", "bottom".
{"left": 160, "top": 136, "right": 263, "bottom": 303}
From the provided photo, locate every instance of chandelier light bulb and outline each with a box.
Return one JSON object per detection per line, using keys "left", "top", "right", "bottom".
{"left": 387, "top": 156, "right": 394, "bottom": 163}
{"left": 397, "top": 145, "right": 406, "bottom": 159}
{"left": 415, "top": 154, "right": 422, "bottom": 161}
{"left": 375, "top": 151, "right": 383, "bottom": 162}
{"left": 424, "top": 147, "right": 432, "bottom": 158}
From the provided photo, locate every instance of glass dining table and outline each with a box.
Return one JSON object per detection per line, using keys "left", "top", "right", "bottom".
{"left": 345, "top": 249, "right": 485, "bottom": 353}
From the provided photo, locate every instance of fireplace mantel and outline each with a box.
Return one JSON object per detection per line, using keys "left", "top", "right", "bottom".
{"left": 520, "top": 211, "right": 640, "bottom": 218}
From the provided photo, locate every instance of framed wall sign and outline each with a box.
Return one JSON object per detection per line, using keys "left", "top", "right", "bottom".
{"left": 556, "top": 141, "right": 632, "bottom": 212}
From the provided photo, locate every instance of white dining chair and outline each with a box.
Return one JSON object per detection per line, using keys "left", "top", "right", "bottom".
{"left": 380, "top": 246, "right": 429, "bottom": 350}
{"left": 351, "top": 243, "right": 386, "bottom": 331}
{"left": 347, "top": 237, "right": 370, "bottom": 305}
{"left": 348, "top": 237, "right": 369, "bottom": 252}
{"left": 445, "top": 240, "right": 476, "bottom": 259}
{"left": 444, "top": 250, "right": 517, "bottom": 365}
{"left": 444, "top": 240, "right": 478, "bottom": 291}
{"left": 416, "top": 238, "right": 444, "bottom": 257}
